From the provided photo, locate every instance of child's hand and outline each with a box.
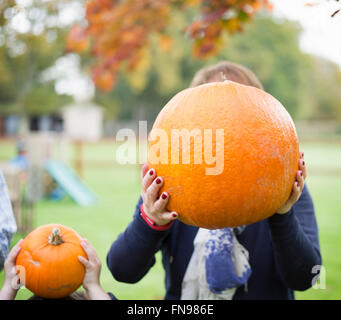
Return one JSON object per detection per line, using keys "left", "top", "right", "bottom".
{"left": 0, "top": 239, "right": 22, "bottom": 300}
{"left": 277, "top": 152, "right": 306, "bottom": 214}
{"left": 78, "top": 239, "right": 110, "bottom": 300}
{"left": 78, "top": 239, "right": 102, "bottom": 291}
{"left": 141, "top": 164, "right": 178, "bottom": 226}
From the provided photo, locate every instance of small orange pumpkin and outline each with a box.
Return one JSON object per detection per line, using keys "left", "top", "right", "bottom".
{"left": 16, "top": 224, "right": 87, "bottom": 299}
{"left": 148, "top": 80, "right": 299, "bottom": 229}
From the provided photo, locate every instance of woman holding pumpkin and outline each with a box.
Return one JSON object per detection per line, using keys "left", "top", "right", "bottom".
{"left": 107, "top": 61, "right": 322, "bottom": 300}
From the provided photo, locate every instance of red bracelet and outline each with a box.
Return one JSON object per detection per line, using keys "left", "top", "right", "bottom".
{"left": 140, "top": 204, "right": 174, "bottom": 231}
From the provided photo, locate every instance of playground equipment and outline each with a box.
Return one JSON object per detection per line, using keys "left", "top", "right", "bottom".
{"left": 45, "top": 159, "right": 97, "bottom": 207}
{"left": 25, "top": 133, "right": 97, "bottom": 206}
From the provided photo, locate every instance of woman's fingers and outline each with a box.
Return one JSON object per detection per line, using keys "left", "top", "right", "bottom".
{"left": 141, "top": 163, "right": 149, "bottom": 179}
{"left": 297, "top": 170, "right": 305, "bottom": 190}
{"left": 277, "top": 165, "right": 305, "bottom": 214}
{"left": 146, "top": 176, "right": 163, "bottom": 202}
{"left": 142, "top": 168, "right": 156, "bottom": 192}
{"left": 291, "top": 181, "right": 301, "bottom": 203}
{"left": 154, "top": 192, "right": 169, "bottom": 212}
{"left": 160, "top": 211, "right": 178, "bottom": 222}
{"left": 140, "top": 170, "right": 176, "bottom": 225}
{"left": 299, "top": 158, "right": 307, "bottom": 179}
{"left": 285, "top": 180, "right": 301, "bottom": 208}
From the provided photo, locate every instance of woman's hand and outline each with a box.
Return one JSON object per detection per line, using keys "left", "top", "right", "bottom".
{"left": 277, "top": 152, "right": 307, "bottom": 214}
{"left": 78, "top": 239, "right": 110, "bottom": 300}
{"left": 0, "top": 239, "right": 22, "bottom": 300}
{"left": 141, "top": 164, "right": 178, "bottom": 226}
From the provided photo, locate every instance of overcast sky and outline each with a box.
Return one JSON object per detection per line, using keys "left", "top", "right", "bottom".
{"left": 272, "top": 0, "right": 341, "bottom": 67}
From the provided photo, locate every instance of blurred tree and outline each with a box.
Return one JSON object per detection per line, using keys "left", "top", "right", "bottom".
{"left": 67, "top": 0, "right": 272, "bottom": 91}
{"left": 0, "top": 33, "right": 71, "bottom": 115}
{"left": 304, "top": 57, "right": 341, "bottom": 121}
{"left": 214, "top": 17, "right": 341, "bottom": 120}
{"left": 213, "top": 16, "right": 311, "bottom": 118}
{"left": 93, "top": 15, "right": 341, "bottom": 124}
{"left": 0, "top": 0, "right": 84, "bottom": 116}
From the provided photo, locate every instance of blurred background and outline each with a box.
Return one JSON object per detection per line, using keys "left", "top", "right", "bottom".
{"left": 0, "top": 0, "right": 340, "bottom": 300}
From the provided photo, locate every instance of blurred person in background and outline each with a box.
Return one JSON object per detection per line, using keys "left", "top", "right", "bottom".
{"left": 10, "top": 139, "right": 28, "bottom": 172}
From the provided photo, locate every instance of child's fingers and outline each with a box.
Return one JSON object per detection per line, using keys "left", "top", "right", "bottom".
{"left": 146, "top": 176, "right": 163, "bottom": 202}
{"left": 154, "top": 192, "right": 169, "bottom": 212}
{"left": 7, "top": 240, "right": 23, "bottom": 263}
{"left": 141, "top": 163, "right": 149, "bottom": 179}
{"left": 78, "top": 255, "right": 90, "bottom": 268}
{"left": 160, "top": 211, "right": 178, "bottom": 222}
{"left": 142, "top": 168, "right": 156, "bottom": 192}
{"left": 81, "top": 241, "right": 98, "bottom": 261}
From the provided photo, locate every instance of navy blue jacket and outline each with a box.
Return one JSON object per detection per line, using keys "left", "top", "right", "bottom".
{"left": 107, "top": 185, "right": 321, "bottom": 300}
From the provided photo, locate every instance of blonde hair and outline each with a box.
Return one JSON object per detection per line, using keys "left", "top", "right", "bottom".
{"left": 190, "top": 61, "right": 263, "bottom": 90}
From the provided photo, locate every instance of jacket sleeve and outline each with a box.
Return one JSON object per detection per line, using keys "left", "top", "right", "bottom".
{"left": 268, "top": 185, "right": 322, "bottom": 291}
{"left": 106, "top": 196, "right": 170, "bottom": 283}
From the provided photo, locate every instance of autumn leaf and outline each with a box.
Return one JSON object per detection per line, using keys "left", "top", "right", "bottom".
{"left": 305, "top": 2, "right": 320, "bottom": 7}
{"left": 92, "top": 66, "right": 115, "bottom": 92}
{"left": 66, "top": 25, "right": 89, "bottom": 53}
{"left": 159, "top": 34, "right": 173, "bottom": 52}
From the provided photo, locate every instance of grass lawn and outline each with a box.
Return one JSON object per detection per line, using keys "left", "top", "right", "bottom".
{"left": 0, "top": 139, "right": 340, "bottom": 300}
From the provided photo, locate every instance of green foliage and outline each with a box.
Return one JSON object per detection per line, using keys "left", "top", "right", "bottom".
{"left": 0, "top": 1, "right": 74, "bottom": 115}
{"left": 23, "top": 83, "right": 71, "bottom": 115}
{"left": 216, "top": 16, "right": 341, "bottom": 121}
{"left": 303, "top": 57, "right": 341, "bottom": 121}
{"left": 0, "top": 32, "right": 72, "bottom": 115}
{"left": 214, "top": 17, "right": 309, "bottom": 117}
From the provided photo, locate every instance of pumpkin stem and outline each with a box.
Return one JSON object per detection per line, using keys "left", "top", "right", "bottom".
{"left": 220, "top": 71, "right": 227, "bottom": 82}
{"left": 48, "top": 228, "right": 64, "bottom": 246}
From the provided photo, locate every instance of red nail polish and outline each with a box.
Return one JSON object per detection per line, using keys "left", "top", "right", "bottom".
{"left": 302, "top": 161, "right": 305, "bottom": 166}
{"left": 161, "top": 193, "right": 167, "bottom": 200}
{"left": 172, "top": 213, "right": 177, "bottom": 218}
{"left": 149, "top": 170, "right": 154, "bottom": 176}
{"left": 156, "top": 178, "right": 161, "bottom": 184}
{"left": 300, "top": 171, "right": 303, "bottom": 176}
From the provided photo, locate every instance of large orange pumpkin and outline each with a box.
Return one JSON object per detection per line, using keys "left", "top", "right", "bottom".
{"left": 148, "top": 80, "right": 299, "bottom": 229}
{"left": 16, "top": 224, "right": 87, "bottom": 299}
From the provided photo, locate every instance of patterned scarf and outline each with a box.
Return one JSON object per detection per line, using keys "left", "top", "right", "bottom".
{"left": 181, "top": 227, "right": 251, "bottom": 300}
